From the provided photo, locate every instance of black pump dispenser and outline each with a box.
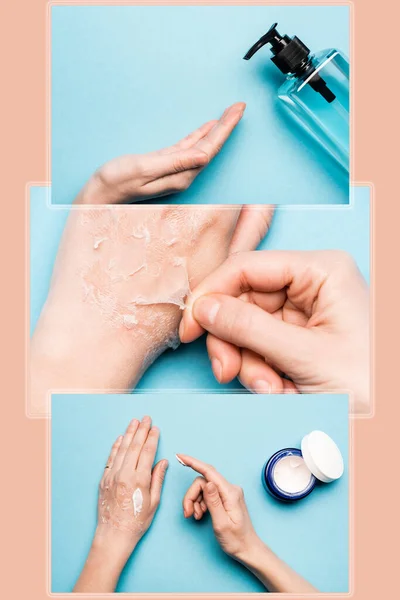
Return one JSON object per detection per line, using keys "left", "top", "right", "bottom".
{"left": 244, "top": 23, "right": 336, "bottom": 103}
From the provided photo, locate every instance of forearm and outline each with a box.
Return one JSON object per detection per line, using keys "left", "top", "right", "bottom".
{"left": 236, "top": 539, "right": 318, "bottom": 594}
{"left": 73, "top": 529, "right": 136, "bottom": 593}
{"left": 30, "top": 299, "right": 180, "bottom": 413}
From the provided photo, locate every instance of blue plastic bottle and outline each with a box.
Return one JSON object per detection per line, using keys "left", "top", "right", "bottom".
{"left": 244, "top": 23, "right": 349, "bottom": 171}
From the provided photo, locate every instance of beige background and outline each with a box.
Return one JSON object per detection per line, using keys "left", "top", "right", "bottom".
{"left": 1, "top": 0, "right": 397, "bottom": 598}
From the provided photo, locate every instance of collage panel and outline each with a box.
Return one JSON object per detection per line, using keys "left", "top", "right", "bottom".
{"left": 51, "top": 4, "right": 350, "bottom": 206}
{"left": 29, "top": 185, "right": 370, "bottom": 416}
{"left": 51, "top": 392, "right": 349, "bottom": 594}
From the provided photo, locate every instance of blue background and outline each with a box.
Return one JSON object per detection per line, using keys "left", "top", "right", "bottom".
{"left": 51, "top": 5, "right": 350, "bottom": 205}
{"left": 30, "top": 185, "right": 370, "bottom": 392}
{"left": 51, "top": 393, "right": 349, "bottom": 593}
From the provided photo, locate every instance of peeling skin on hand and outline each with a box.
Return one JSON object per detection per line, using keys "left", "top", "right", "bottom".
{"left": 40, "top": 205, "right": 239, "bottom": 390}
{"left": 80, "top": 209, "right": 193, "bottom": 328}
{"left": 99, "top": 482, "right": 145, "bottom": 535}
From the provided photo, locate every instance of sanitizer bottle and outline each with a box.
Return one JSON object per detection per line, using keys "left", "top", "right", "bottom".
{"left": 244, "top": 23, "right": 349, "bottom": 171}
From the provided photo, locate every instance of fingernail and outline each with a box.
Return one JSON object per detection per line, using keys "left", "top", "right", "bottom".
{"left": 207, "top": 482, "right": 217, "bottom": 493}
{"left": 163, "top": 460, "right": 169, "bottom": 470}
{"left": 175, "top": 454, "right": 187, "bottom": 466}
{"left": 211, "top": 358, "right": 223, "bottom": 382}
{"left": 142, "top": 415, "right": 151, "bottom": 422}
{"left": 193, "top": 296, "right": 220, "bottom": 326}
{"left": 252, "top": 380, "right": 272, "bottom": 394}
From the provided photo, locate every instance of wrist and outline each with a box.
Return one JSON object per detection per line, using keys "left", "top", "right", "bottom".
{"left": 73, "top": 527, "right": 137, "bottom": 593}
{"left": 234, "top": 535, "right": 271, "bottom": 568}
{"left": 91, "top": 525, "right": 138, "bottom": 569}
{"left": 31, "top": 298, "right": 181, "bottom": 405}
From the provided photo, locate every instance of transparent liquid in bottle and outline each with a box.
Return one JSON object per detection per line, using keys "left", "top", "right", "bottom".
{"left": 278, "top": 50, "right": 349, "bottom": 170}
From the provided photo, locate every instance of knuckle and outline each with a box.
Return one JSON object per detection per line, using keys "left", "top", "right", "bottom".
{"left": 114, "top": 471, "right": 125, "bottom": 484}
{"left": 213, "top": 523, "right": 225, "bottom": 535}
{"left": 115, "top": 480, "right": 129, "bottom": 497}
{"left": 327, "top": 250, "right": 355, "bottom": 270}
{"left": 233, "top": 485, "right": 244, "bottom": 499}
{"left": 156, "top": 470, "right": 166, "bottom": 483}
{"left": 172, "top": 155, "right": 187, "bottom": 174}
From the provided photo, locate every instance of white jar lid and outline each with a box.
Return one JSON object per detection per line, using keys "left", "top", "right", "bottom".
{"left": 301, "top": 430, "right": 344, "bottom": 483}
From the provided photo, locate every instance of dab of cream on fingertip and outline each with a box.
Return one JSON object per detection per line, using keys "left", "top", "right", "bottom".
{"left": 175, "top": 454, "right": 187, "bottom": 466}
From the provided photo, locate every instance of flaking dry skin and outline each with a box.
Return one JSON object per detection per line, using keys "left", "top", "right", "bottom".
{"left": 80, "top": 208, "right": 201, "bottom": 325}
{"left": 98, "top": 481, "right": 145, "bottom": 535}
{"left": 44, "top": 205, "right": 235, "bottom": 375}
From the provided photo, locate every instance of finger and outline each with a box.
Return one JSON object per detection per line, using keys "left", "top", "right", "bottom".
{"left": 206, "top": 334, "right": 242, "bottom": 384}
{"left": 100, "top": 435, "right": 123, "bottom": 488}
{"left": 150, "top": 459, "right": 169, "bottom": 509}
{"left": 205, "top": 291, "right": 286, "bottom": 385}
{"left": 134, "top": 426, "right": 160, "bottom": 484}
{"left": 193, "top": 500, "right": 205, "bottom": 520}
{"left": 161, "top": 120, "right": 218, "bottom": 154}
{"left": 238, "top": 349, "right": 286, "bottom": 394}
{"left": 229, "top": 205, "right": 275, "bottom": 254}
{"left": 112, "top": 419, "right": 140, "bottom": 473}
{"left": 195, "top": 102, "right": 246, "bottom": 161}
{"left": 182, "top": 290, "right": 286, "bottom": 364}
{"left": 140, "top": 169, "right": 198, "bottom": 198}
{"left": 238, "top": 290, "right": 287, "bottom": 314}
{"left": 176, "top": 454, "right": 232, "bottom": 501}
{"left": 121, "top": 415, "right": 152, "bottom": 473}
{"left": 183, "top": 476, "right": 207, "bottom": 518}
{"left": 283, "top": 378, "right": 300, "bottom": 393}
{"left": 191, "top": 294, "right": 318, "bottom": 379}
{"left": 198, "top": 493, "right": 207, "bottom": 513}
{"left": 141, "top": 147, "right": 210, "bottom": 181}
{"left": 203, "top": 481, "right": 228, "bottom": 524}
{"left": 180, "top": 250, "right": 320, "bottom": 343}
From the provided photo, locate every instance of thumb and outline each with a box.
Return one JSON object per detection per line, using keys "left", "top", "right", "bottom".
{"left": 146, "top": 148, "right": 209, "bottom": 179}
{"left": 150, "top": 459, "right": 169, "bottom": 508}
{"left": 192, "top": 294, "right": 318, "bottom": 378}
{"left": 203, "top": 481, "right": 227, "bottom": 523}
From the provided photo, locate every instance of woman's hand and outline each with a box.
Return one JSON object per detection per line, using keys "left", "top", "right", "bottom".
{"left": 74, "top": 416, "right": 167, "bottom": 593}
{"left": 178, "top": 454, "right": 259, "bottom": 559}
{"left": 76, "top": 103, "right": 245, "bottom": 204}
{"left": 179, "top": 250, "right": 370, "bottom": 413}
{"left": 177, "top": 454, "right": 317, "bottom": 593}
